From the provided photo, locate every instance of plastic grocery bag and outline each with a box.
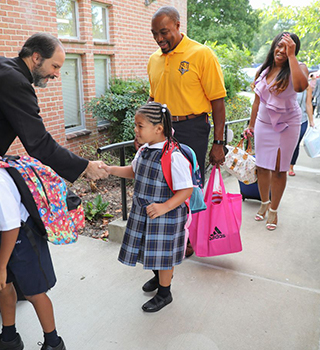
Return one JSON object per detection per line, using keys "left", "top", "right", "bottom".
{"left": 304, "top": 127, "right": 320, "bottom": 158}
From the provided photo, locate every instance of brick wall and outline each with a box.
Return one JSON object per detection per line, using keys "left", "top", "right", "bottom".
{"left": 0, "top": 0, "right": 187, "bottom": 157}
{"left": 111, "top": 0, "right": 187, "bottom": 78}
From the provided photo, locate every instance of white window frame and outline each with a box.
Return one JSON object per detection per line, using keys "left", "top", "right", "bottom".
{"left": 91, "top": 2, "right": 110, "bottom": 42}
{"left": 61, "top": 54, "right": 85, "bottom": 133}
{"left": 94, "top": 55, "right": 111, "bottom": 126}
{"left": 56, "top": 0, "right": 80, "bottom": 40}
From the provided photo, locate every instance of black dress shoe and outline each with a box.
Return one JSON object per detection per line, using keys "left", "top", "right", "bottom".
{"left": 142, "top": 276, "right": 159, "bottom": 292}
{"left": 0, "top": 334, "right": 24, "bottom": 350}
{"left": 142, "top": 293, "right": 173, "bottom": 312}
{"left": 39, "top": 338, "right": 66, "bottom": 350}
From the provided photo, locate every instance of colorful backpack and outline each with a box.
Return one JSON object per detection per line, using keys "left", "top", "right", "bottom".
{"left": 0, "top": 155, "right": 85, "bottom": 245}
{"left": 161, "top": 141, "right": 207, "bottom": 214}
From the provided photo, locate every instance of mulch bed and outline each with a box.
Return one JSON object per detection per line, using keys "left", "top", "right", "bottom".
{"left": 69, "top": 176, "right": 134, "bottom": 241}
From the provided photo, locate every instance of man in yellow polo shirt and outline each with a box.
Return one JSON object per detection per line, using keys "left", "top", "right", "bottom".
{"left": 143, "top": 6, "right": 226, "bottom": 262}
{"left": 147, "top": 6, "right": 227, "bottom": 185}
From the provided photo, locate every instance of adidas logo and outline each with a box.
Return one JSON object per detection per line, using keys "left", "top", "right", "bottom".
{"left": 209, "top": 226, "right": 226, "bottom": 241}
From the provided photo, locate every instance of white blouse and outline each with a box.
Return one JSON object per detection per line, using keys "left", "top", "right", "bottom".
{"left": 0, "top": 168, "right": 29, "bottom": 231}
{"left": 132, "top": 141, "right": 193, "bottom": 191}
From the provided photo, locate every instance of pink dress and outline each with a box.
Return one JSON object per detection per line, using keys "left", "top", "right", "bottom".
{"left": 254, "top": 68, "right": 301, "bottom": 172}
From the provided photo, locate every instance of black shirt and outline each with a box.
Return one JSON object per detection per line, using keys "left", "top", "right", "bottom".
{"left": 0, "top": 56, "right": 88, "bottom": 182}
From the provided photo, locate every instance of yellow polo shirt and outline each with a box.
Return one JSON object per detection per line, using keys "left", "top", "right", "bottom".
{"left": 147, "top": 34, "right": 226, "bottom": 116}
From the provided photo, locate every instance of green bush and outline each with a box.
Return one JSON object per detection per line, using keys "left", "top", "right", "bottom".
{"left": 208, "top": 42, "right": 252, "bottom": 98}
{"left": 85, "top": 78, "right": 150, "bottom": 143}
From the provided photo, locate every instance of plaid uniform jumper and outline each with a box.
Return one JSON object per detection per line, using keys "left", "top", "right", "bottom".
{"left": 118, "top": 147, "right": 188, "bottom": 270}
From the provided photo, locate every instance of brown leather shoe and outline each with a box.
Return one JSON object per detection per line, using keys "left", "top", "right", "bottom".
{"left": 185, "top": 241, "right": 194, "bottom": 258}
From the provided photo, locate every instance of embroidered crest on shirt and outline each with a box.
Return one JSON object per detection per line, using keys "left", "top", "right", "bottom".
{"left": 178, "top": 61, "right": 189, "bottom": 75}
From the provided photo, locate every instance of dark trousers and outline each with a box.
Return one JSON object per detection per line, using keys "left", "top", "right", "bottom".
{"left": 291, "top": 120, "right": 308, "bottom": 166}
{"left": 172, "top": 115, "right": 210, "bottom": 185}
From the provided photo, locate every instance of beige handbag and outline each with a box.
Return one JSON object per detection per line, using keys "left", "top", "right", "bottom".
{"left": 222, "top": 138, "right": 257, "bottom": 184}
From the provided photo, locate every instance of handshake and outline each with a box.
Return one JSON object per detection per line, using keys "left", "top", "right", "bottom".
{"left": 83, "top": 161, "right": 111, "bottom": 180}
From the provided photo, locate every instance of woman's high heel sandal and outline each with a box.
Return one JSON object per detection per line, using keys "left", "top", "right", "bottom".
{"left": 266, "top": 208, "right": 278, "bottom": 231}
{"left": 255, "top": 200, "right": 270, "bottom": 221}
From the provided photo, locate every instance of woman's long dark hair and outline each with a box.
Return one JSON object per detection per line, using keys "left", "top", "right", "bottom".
{"left": 255, "top": 32, "right": 301, "bottom": 94}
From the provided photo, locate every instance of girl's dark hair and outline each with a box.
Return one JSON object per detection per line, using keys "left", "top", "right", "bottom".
{"left": 19, "top": 32, "right": 63, "bottom": 59}
{"left": 136, "top": 102, "right": 176, "bottom": 145}
{"left": 254, "top": 32, "right": 301, "bottom": 94}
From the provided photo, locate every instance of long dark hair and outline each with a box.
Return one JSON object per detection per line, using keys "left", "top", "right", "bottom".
{"left": 255, "top": 32, "right": 301, "bottom": 94}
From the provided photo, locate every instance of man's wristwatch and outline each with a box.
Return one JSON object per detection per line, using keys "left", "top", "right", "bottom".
{"left": 213, "top": 140, "right": 224, "bottom": 145}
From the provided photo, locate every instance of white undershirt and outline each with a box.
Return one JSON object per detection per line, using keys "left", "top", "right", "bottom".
{"left": 0, "top": 168, "right": 29, "bottom": 231}
{"left": 132, "top": 141, "right": 193, "bottom": 191}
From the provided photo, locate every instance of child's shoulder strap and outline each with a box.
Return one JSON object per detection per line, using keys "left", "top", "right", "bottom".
{"left": 161, "top": 140, "right": 176, "bottom": 193}
{"left": 161, "top": 140, "right": 193, "bottom": 193}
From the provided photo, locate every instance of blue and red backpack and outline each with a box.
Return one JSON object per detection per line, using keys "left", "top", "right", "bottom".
{"left": 161, "top": 140, "right": 206, "bottom": 214}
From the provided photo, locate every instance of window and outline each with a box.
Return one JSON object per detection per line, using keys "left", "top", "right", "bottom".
{"left": 60, "top": 55, "right": 85, "bottom": 131}
{"left": 94, "top": 56, "right": 111, "bottom": 125}
{"left": 56, "top": 0, "right": 79, "bottom": 39}
{"left": 92, "top": 3, "right": 109, "bottom": 41}
{"left": 94, "top": 56, "right": 111, "bottom": 97}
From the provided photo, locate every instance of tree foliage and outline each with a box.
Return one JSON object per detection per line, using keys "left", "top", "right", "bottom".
{"left": 278, "top": 0, "right": 320, "bottom": 65}
{"left": 187, "top": 0, "right": 259, "bottom": 49}
{"left": 85, "top": 78, "right": 149, "bottom": 143}
{"left": 56, "top": 0, "right": 76, "bottom": 37}
{"left": 252, "top": 0, "right": 320, "bottom": 65}
{"left": 209, "top": 42, "right": 252, "bottom": 98}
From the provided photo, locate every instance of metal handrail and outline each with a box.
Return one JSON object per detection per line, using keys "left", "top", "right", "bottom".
{"left": 224, "top": 117, "right": 250, "bottom": 142}
{"left": 97, "top": 118, "right": 250, "bottom": 221}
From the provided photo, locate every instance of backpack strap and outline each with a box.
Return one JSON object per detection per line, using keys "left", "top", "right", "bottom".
{"left": 180, "top": 145, "right": 199, "bottom": 173}
{"left": 21, "top": 220, "right": 50, "bottom": 289}
{"left": 161, "top": 140, "right": 176, "bottom": 193}
{"left": 161, "top": 140, "right": 193, "bottom": 194}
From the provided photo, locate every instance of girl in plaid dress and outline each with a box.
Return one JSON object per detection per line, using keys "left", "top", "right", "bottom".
{"left": 106, "top": 102, "right": 193, "bottom": 312}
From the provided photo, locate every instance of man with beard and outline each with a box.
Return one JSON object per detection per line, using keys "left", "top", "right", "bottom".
{"left": 0, "top": 33, "right": 108, "bottom": 350}
{"left": 0, "top": 32, "right": 108, "bottom": 182}
{"left": 146, "top": 6, "right": 226, "bottom": 259}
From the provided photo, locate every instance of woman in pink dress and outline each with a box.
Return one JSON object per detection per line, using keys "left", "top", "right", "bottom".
{"left": 245, "top": 33, "right": 308, "bottom": 231}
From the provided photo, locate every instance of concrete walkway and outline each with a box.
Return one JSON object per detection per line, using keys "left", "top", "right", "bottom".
{"left": 6, "top": 126, "right": 320, "bottom": 350}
